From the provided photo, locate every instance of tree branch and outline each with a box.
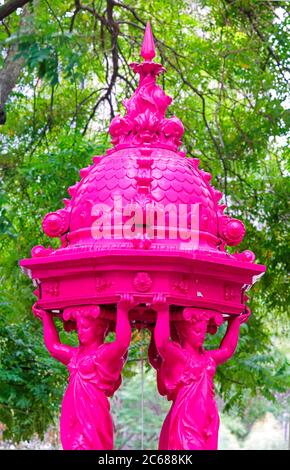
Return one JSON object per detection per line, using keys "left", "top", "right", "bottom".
{"left": 0, "top": 4, "right": 32, "bottom": 124}
{"left": 0, "top": 0, "right": 30, "bottom": 21}
{"left": 82, "top": 0, "right": 119, "bottom": 134}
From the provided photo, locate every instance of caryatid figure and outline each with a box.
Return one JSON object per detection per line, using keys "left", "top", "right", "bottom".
{"left": 32, "top": 294, "right": 135, "bottom": 450}
{"left": 152, "top": 294, "right": 250, "bottom": 450}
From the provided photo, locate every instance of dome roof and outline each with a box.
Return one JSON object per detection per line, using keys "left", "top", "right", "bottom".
{"left": 67, "top": 148, "right": 218, "bottom": 243}
{"left": 40, "top": 22, "right": 247, "bottom": 257}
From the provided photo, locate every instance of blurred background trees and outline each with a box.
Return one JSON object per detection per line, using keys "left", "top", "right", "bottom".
{"left": 0, "top": 0, "right": 289, "bottom": 447}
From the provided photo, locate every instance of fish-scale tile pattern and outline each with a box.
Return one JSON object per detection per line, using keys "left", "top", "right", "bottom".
{"left": 68, "top": 148, "right": 219, "bottom": 240}
{"left": 69, "top": 156, "right": 138, "bottom": 231}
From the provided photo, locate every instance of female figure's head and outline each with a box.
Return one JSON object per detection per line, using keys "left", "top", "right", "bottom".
{"left": 175, "top": 308, "right": 223, "bottom": 350}
{"left": 63, "top": 306, "right": 109, "bottom": 346}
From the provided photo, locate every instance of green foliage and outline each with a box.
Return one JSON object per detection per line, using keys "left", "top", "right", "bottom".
{"left": 0, "top": 0, "right": 289, "bottom": 442}
{"left": 112, "top": 368, "right": 170, "bottom": 450}
{"left": 0, "top": 316, "right": 67, "bottom": 441}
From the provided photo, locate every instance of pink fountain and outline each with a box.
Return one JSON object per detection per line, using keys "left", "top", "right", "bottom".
{"left": 20, "top": 23, "right": 266, "bottom": 450}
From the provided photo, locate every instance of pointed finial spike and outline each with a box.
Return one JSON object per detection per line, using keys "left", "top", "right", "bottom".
{"left": 141, "top": 22, "right": 156, "bottom": 61}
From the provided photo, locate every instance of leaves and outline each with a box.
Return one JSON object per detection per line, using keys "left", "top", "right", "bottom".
{"left": 0, "top": 316, "right": 68, "bottom": 441}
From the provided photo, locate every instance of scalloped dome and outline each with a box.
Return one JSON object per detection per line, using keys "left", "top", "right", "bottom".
{"left": 40, "top": 22, "right": 246, "bottom": 256}
{"left": 63, "top": 147, "right": 220, "bottom": 250}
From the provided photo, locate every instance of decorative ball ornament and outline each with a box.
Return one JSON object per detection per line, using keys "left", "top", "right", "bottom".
{"left": 42, "top": 209, "right": 70, "bottom": 237}
{"left": 218, "top": 216, "right": 246, "bottom": 246}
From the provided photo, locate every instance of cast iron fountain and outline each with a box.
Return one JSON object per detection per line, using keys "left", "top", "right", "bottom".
{"left": 20, "top": 23, "right": 266, "bottom": 450}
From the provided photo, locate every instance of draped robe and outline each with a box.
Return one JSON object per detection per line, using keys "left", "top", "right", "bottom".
{"left": 159, "top": 344, "right": 219, "bottom": 450}
{"left": 60, "top": 344, "right": 123, "bottom": 450}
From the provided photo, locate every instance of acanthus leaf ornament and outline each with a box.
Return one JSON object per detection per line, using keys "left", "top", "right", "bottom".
{"left": 109, "top": 24, "right": 184, "bottom": 152}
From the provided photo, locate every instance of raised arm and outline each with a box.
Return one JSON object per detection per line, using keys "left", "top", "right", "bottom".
{"left": 154, "top": 293, "right": 170, "bottom": 354}
{"left": 103, "top": 294, "right": 133, "bottom": 360}
{"left": 211, "top": 309, "right": 251, "bottom": 365}
{"left": 115, "top": 294, "right": 132, "bottom": 355}
{"left": 148, "top": 326, "right": 162, "bottom": 370}
{"left": 153, "top": 294, "right": 184, "bottom": 363}
{"left": 32, "top": 304, "right": 75, "bottom": 365}
{"left": 147, "top": 325, "right": 168, "bottom": 396}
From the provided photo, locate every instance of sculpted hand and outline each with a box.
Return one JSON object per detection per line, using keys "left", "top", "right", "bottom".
{"left": 239, "top": 307, "right": 251, "bottom": 324}
{"left": 118, "top": 293, "right": 138, "bottom": 310}
{"left": 228, "top": 307, "right": 251, "bottom": 325}
{"left": 32, "top": 303, "right": 45, "bottom": 320}
{"left": 152, "top": 293, "right": 168, "bottom": 312}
